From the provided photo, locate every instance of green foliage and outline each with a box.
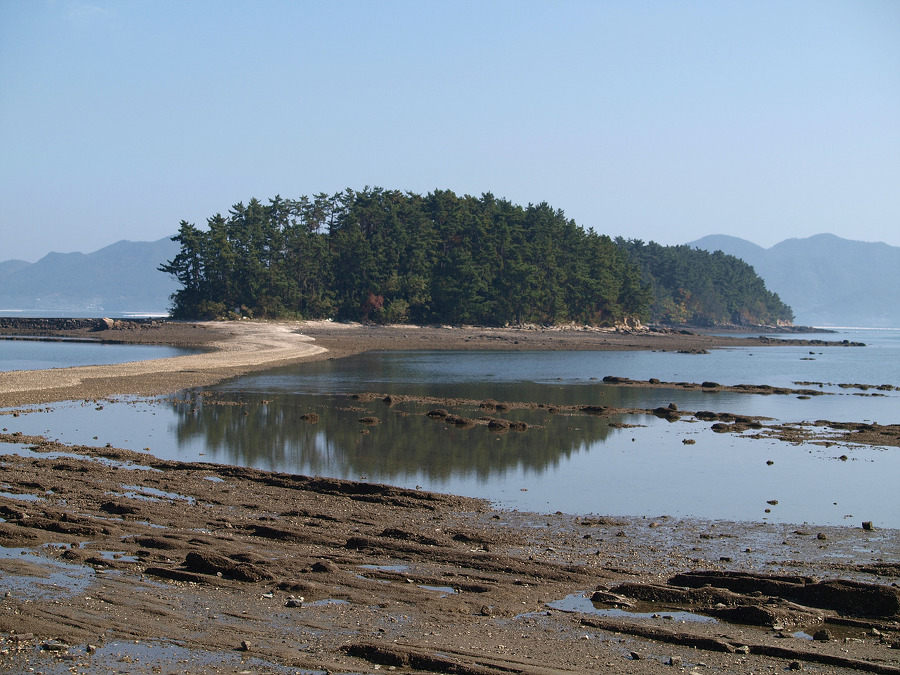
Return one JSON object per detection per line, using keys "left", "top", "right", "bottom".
{"left": 616, "top": 239, "right": 794, "bottom": 326}
{"left": 159, "top": 188, "right": 789, "bottom": 327}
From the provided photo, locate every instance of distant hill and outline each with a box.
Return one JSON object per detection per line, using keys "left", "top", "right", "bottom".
{"left": 688, "top": 234, "right": 900, "bottom": 327}
{"left": 0, "top": 237, "right": 179, "bottom": 316}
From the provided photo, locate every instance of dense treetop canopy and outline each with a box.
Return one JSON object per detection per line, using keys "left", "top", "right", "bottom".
{"left": 160, "top": 188, "right": 792, "bottom": 327}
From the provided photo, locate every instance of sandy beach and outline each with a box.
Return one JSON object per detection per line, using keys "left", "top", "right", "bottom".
{"left": 1, "top": 320, "right": 898, "bottom": 674}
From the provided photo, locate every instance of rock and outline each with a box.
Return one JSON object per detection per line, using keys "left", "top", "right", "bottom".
{"left": 701, "top": 381, "right": 720, "bottom": 388}
{"left": 668, "top": 655, "right": 683, "bottom": 667}
{"left": 734, "top": 645, "right": 750, "bottom": 654}
{"left": 813, "top": 629, "right": 833, "bottom": 641}
{"left": 239, "top": 640, "right": 252, "bottom": 651}
{"left": 358, "top": 416, "right": 380, "bottom": 425}
{"left": 817, "top": 533, "right": 828, "bottom": 540}
{"left": 285, "top": 596, "right": 304, "bottom": 608}
{"left": 789, "top": 661, "right": 802, "bottom": 670}
{"left": 590, "top": 590, "right": 635, "bottom": 607}
{"left": 629, "top": 651, "right": 642, "bottom": 660}
{"left": 682, "top": 438, "right": 696, "bottom": 445}
{"left": 184, "top": 551, "right": 272, "bottom": 582}
{"left": 862, "top": 521, "right": 874, "bottom": 531}
{"left": 311, "top": 560, "right": 340, "bottom": 573}
{"left": 444, "top": 414, "right": 475, "bottom": 428}
{"left": 299, "top": 412, "right": 319, "bottom": 423}
{"left": 40, "top": 640, "right": 70, "bottom": 653}
{"left": 99, "top": 500, "right": 141, "bottom": 515}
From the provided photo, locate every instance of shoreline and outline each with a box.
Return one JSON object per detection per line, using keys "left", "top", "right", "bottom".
{"left": 0, "top": 319, "right": 868, "bottom": 408}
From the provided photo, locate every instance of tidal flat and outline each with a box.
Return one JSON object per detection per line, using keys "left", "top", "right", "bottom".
{"left": 1, "top": 321, "right": 898, "bottom": 674}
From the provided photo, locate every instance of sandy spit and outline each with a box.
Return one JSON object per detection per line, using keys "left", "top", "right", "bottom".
{"left": 0, "top": 321, "right": 326, "bottom": 406}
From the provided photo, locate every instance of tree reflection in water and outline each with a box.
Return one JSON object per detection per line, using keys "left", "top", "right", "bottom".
{"left": 169, "top": 389, "right": 635, "bottom": 482}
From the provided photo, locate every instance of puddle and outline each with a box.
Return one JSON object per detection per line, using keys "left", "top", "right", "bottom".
{"left": 308, "top": 598, "right": 350, "bottom": 607}
{"left": 358, "top": 564, "right": 410, "bottom": 573}
{"left": 0, "top": 546, "right": 94, "bottom": 600}
{"left": 203, "top": 475, "right": 225, "bottom": 482}
{"left": 119, "top": 485, "right": 196, "bottom": 504}
{"left": 548, "top": 593, "right": 718, "bottom": 624}
{"left": 0, "top": 489, "right": 43, "bottom": 502}
{"left": 419, "top": 585, "right": 458, "bottom": 596}
{"left": 95, "top": 550, "right": 140, "bottom": 563}
{"left": 353, "top": 573, "right": 390, "bottom": 584}
{"left": 0, "top": 637, "right": 323, "bottom": 674}
{"left": 1, "top": 444, "right": 158, "bottom": 471}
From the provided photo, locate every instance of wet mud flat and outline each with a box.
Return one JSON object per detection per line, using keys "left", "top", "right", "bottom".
{"left": 1, "top": 437, "right": 899, "bottom": 674}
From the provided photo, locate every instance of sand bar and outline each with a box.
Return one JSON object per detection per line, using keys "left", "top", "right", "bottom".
{"left": 0, "top": 321, "right": 326, "bottom": 406}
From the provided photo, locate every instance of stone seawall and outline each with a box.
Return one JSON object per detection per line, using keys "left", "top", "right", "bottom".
{"left": 0, "top": 317, "right": 162, "bottom": 333}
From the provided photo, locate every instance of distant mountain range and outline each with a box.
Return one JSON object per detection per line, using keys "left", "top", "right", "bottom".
{"left": 688, "top": 234, "right": 900, "bottom": 327}
{"left": 0, "top": 237, "right": 179, "bottom": 316}
{"left": 2, "top": 232, "right": 897, "bottom": 327}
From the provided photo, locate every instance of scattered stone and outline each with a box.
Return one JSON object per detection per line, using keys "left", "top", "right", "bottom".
{"left": 312, "top": 560, "right": 341, "bottom": 573}
{"left": 862, "top": 521, "right": 874, "bottom": 531}
{"left": 285, "top": 595, "right": 304, "bottom": 608}
{"left": 788, "top": 661, "right": 802, "bottom": 670}
{"left": 817, "top": 533, "right": 828, "bottom": 540}
{"left": 734, "top": 645, "right": 750, "bottom": 654}
{"left": 629, "top": 651, "right": 642, "bottom": 660}
{"left": 682, "top": 438, "right": 696, "bottom": 445}
{"left": 813, "top": 629, "right": 833, "bottom": 641}
{"left": 239, "top": 640, "right": 252, "bottom": 651}
{"left": 358, "top": 416, "right": 380, "bottom": 425}
{"left": 668, "top": 655, "right": 683, "bottom": 667}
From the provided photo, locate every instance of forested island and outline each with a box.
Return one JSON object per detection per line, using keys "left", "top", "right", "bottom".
{"left": 160, "top": 188, "right": 793, "bottom": 327}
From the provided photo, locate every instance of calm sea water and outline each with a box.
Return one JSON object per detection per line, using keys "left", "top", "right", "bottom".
{"left": 1, "top": 328, "right": 898, "bottom": 527}
{"left": 0, "top": 337, "right": 198, "bottom": 371}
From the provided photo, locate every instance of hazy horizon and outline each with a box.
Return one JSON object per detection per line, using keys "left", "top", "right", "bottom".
{"left": 3, "top": 229, "right": 897, "bottom": 266}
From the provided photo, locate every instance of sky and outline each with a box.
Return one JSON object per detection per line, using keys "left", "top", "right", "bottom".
{"left": 1, "top": 0, "right": 898, "bottom": 262}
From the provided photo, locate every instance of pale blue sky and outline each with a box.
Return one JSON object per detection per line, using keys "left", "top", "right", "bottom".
{"left": 1, "top": 0, "right": 898, "bottom": 262}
